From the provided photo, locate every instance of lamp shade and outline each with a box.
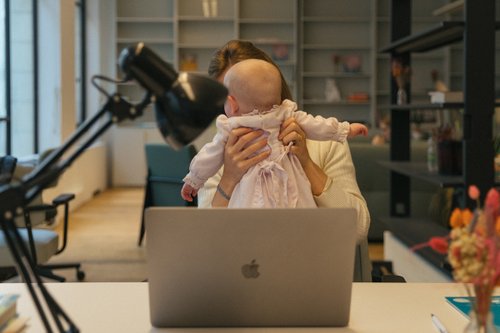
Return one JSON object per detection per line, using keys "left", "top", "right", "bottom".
{"left": 118, "top": 43, "right": 227, "bottom": 148}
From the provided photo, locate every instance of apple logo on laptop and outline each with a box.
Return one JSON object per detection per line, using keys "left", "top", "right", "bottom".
{"left": 241, "top": 259, "right": 260, "bottom": 278}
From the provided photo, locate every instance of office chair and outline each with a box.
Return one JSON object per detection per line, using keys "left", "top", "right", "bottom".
{"left": 0, "top": 155, "right": 17, "bottom": 184}
{"left": 138, "top": 143, "right": 197, "bottom": 246}
{"left": 0, "top": 153, "right": 85, "bottom": 282}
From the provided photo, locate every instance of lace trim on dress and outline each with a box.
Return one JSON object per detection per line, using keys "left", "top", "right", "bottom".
{"left": 243, "top": 103, "right": 281, "bottom": 117}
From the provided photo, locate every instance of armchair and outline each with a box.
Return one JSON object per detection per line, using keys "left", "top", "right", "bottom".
{"left": 0, "top": 153, "right": 84, "bottom": 282}
{"left": 138, "top": 143, "right": 197, "bottom": 246}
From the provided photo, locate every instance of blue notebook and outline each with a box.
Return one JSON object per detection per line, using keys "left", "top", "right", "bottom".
{"left": 445, "top": 296, "right": 500, "bottom": 329}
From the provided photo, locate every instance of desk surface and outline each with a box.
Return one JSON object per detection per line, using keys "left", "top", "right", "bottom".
{"left": 0, "top": 282, "right": 484, "bottom": 332}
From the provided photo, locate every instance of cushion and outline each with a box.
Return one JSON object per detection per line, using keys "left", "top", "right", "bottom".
{"left": 0, "top": 228, "right": 59, "bottom": 266}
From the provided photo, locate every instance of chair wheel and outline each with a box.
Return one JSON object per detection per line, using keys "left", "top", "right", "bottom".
{"left": 76, "top": 270, "right": 85, "bottom": 281}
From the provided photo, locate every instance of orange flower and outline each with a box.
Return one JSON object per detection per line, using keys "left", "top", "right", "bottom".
{"left": 450, "top": 207, "right": 464, "bottom": 228}
{"left": 462, "top": 208, "right": 473, "bottom": 226}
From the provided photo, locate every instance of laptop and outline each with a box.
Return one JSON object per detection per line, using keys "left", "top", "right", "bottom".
{"left": 145, "top": 207, "right": 357, "bottom": 328}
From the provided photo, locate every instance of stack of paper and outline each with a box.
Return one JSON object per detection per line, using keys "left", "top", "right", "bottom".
{"left": 0, "top": 294, "right": 27, "bottom": 333}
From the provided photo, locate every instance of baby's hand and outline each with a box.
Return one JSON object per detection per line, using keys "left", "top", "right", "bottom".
{"left": 181, "top": 183, "right": 198, "bottom": 202}
{"left": 348, "top": 123, "right": 368, "bottom": 138}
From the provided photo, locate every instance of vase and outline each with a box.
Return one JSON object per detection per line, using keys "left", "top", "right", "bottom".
{"left": 463, "top": 285, "right": 498, "bottom": 333}
{"left": 396, "top": 88, "right": 407, "bottom": 105}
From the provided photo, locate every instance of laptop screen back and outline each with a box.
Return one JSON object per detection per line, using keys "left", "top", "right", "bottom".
{"left": 145, "top": 207, "right": 357, "bottom": 327}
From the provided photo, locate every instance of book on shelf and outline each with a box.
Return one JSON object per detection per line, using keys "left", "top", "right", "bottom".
{"left": 428, "top": 91, "right": 463, "bottom": 103}
{"left": 0, "top": 294, "right": 19, "bottom": 331}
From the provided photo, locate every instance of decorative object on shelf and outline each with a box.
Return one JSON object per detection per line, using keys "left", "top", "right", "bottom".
{"left": 429, "top": 91, "right": 464, "bottom": 104}
{"left": 427, "top": 136, "right": 438, "bottom": 173}
{"left": 431, "top": 69, "right": 449, "bottom": 92}
{"left": 271, "top": 43, "right": 289, "bottom": 61}
{"left": 202, "top": 0, "right": 218, "bottom": 17}
{"left": 413, "top": 185, "right": 500, "bottom": 333}
{"left": 435, "top": 124, "right": 462, "bottom": 175}
{"left": 346, "top": 92, "right": 369, "bottom": 103}
{"left": 391, "top": 58, "right": 411, "bottom": 105}
{"left": 342, "top": 54, "right": 362, "bottom": 73}
{"left": 180, "top": 53, "right": 198, "bottom": 71}
{"left": 331, "top": 54, "right": 341, "bottom": 73}
{"left": 324, "top": 78, "right": 341, "bottom": 102}
{"left": 330, "top": 54, "right": 362, "bottom": 73}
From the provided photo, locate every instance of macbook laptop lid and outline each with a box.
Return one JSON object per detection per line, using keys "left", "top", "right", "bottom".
{"left": 145, "top": 207, "right": 357, "bottom": 328}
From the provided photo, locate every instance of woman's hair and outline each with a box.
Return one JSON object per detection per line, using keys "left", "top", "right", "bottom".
{"left": 208, "top": 40, "right": 293, "bottom": 101}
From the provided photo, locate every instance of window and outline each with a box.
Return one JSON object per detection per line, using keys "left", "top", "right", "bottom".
{"left": 0, "top": 0, "right": 86, "bottom": 157}
{"left": 0, "top": 0, "right": 8, "bottom": 155}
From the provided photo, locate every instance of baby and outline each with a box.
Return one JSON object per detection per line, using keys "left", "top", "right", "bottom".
{"left": 181, "top": 59, "right": 367, "bottom": 207}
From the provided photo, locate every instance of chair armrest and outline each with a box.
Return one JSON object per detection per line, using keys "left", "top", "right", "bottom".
{"left": 52, "top": 193, "right": 75, "bottom": 206}
{"left": 24, "top": 204, "right": 55, "bottom": 213}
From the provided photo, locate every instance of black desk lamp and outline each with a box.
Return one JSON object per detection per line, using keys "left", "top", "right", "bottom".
{"left": 0, "top": 43, "right": 227, "bottom": 332}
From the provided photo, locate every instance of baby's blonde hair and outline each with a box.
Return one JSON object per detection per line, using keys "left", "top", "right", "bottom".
{"left": 223, "top": 59, "right": 282, "bottom": 114}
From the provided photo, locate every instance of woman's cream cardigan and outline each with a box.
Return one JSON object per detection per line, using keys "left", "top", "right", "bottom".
{"left": 198, "top": 139, "right": 370, "bottom": 243}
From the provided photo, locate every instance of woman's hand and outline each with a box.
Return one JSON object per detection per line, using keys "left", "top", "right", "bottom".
{"left": 278, "top": 117, "right": 311, "bottom": 166}
{"left": 212, "top": 127, "right": 270, "bottom": 206}
{"left": 279, "top": 117, "right": 328, "bottom": 196}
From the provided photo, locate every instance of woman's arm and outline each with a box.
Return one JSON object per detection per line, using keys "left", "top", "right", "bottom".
{"left": 309, "top": 140, "right": 371, "bottom": 242}
{"left": 198, "top": 127, "right": 270, "bottom": 207}
{"left": 278, "top": 117, "right": 328, "bottom": 196}
{"left": 278, "top": 117, "right": 370, "bottom": 241}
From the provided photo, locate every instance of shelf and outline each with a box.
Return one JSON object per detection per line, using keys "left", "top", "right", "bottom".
{"left": 432, "top": 0, "right": 464, "bottom": 16}
{"left": 248, "top": 39, "right": 294, "bottom": 45}
{"left": 239, "top": 18, "right": 294, "bottom": 24}
{"left": 380, "top": 100, "right": 500, "bottom": 110}
{"left": 379, "top": 103, "right": 465, "bottom": 110}
{"left": 302, "top": 16, "right": 371, "bottom": 23}
{"left": 381, "top": 217, "right": 452, "bottom": 278}
{"left": 378, "top": 161, "right": 463, "bottom": 187}
{"left": 116, "top": 17, "right": 173, "bottom": 23}
{"left": 302, "top": 44, "right": 370, "bottom": 51}
{"left": 116, "top": 38, "right": 174, "bottom": 44}
{"left": 302, "top": 99, "right": 370, "bottom": 106}
{"left": 177, "top": 16, "right": 234, "bottom": 22}
{"left": 379, "top": 21, "right": 465, "bottom": 53}
{"left": 177, "top": 43, "right": 225, "bottom": 49}
{"left": 302, "top": 72, "right": 371, "bottom": 78}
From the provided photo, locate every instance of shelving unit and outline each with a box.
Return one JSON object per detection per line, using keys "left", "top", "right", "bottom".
{"left": 238, "top": 0, "right": 298, "bottom": 99}
{"left": 111, "top": 0, "right": 298, "bottom": 186}
{"left": 114, "top": 0, "right": 175, "bottom": 125}
{"left": 381, "top": 0, "right": 496, "bottom": 279}
{"left": 298, "top": 0, "right": 374, "bottom": 124}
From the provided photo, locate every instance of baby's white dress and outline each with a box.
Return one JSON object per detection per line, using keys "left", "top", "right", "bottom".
{"left": 183, "top": 99, "right": 350, "bottom": 208}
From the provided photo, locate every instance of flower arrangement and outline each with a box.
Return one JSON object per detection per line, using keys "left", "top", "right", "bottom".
{"left": 391, "top": 58, "right": 411, "bottom": 90}
{"left": 414, "top": 185, "right": 500, "bottom": 331}
{"left": 391, "top": 58, "right": 411, "bottom": 105}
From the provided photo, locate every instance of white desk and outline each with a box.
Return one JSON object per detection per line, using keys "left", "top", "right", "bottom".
{"left": 0, "top": 282, "right": 480, "bottom": 332}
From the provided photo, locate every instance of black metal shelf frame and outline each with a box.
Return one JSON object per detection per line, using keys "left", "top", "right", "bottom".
{"left": 380, "top": 0, "right": 496, "bottom": 275}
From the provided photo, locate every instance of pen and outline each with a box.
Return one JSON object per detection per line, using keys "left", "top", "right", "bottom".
{"left": 431, "top": 313, "right": 449, "bottom": 333}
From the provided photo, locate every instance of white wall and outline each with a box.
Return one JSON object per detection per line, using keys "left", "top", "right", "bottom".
{"left": 36, "top": 0, "right": 110, "bottom": 212}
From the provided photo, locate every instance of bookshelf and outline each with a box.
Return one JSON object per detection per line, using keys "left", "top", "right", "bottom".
{"left": 381, "top": 0, "right": 496, "bottom": 279}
